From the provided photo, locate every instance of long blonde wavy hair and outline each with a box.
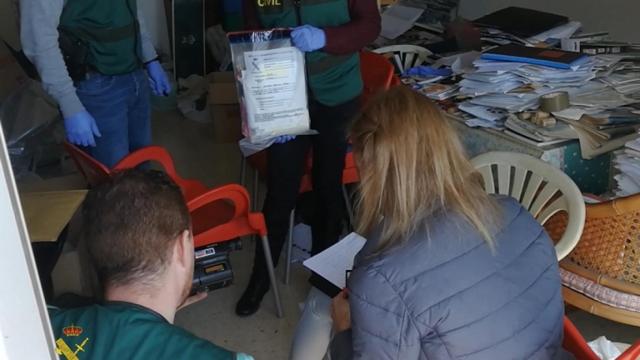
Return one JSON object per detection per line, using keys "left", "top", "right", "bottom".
{"left": 351, "top": 86, "right": 499, "bottom": 253}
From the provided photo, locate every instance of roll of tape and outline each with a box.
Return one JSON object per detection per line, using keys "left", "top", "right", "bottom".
{"left": 539, "top": 91, "right": 570, "bottom": 112}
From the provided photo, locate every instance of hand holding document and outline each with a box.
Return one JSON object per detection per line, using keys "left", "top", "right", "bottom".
{"left": 303, "top": 233, "right": 366, "bottom": 296}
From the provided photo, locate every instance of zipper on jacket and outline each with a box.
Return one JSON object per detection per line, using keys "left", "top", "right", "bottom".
{"left": 293, "top": 0, "right": 302, "bottom": 26}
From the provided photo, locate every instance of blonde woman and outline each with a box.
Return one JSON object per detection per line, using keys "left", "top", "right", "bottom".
{"left": 329, "top": 87, "right": 567, "bottom": 359}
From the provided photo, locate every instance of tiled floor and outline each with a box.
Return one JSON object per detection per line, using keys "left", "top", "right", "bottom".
{"left": 151, "top": 109, "right": 639, "bottom": 359}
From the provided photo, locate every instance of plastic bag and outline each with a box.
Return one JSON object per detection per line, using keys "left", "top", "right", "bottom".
{"left": 228, "top": 29, "right": 312, "bottom": 144}
{"left": 0, "top": 79, "right": 63, "bottom": 178}
{"left": 177, "top": 74, "right": 209, "bottom": 123}
{"left": 588, "top": 336, "right": 629, "bottom": 360}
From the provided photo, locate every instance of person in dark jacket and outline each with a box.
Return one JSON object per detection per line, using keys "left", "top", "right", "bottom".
{"left": 329, "top": 86, "right": 568, "bottom": 360}
{"left": 236, "top": 0, "right": 381, "bottom": 316}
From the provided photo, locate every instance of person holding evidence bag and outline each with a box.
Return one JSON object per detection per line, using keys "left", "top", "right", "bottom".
{"left": 236, "top": 0, "right": 381, "bottom": 322}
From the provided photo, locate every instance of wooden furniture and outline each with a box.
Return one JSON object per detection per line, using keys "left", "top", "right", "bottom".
{"left": 20, "top": 190, "right": 87, "bottom": 243}
{"left": 546, "top": 194, "right": 640, "bottom": 327}
{"left": 20, "top": 190, "right": 88, "bottom": 300}
{"left": 471, "top": 151, "right": 586, "bottom": 260}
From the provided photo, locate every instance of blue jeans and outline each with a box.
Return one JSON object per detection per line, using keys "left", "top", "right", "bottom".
{"left": 75, "top": 69, "right": 151, "bottom": 168}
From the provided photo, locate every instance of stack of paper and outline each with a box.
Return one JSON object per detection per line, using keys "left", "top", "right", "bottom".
{"left": 467, "top": 92, "right": 539, "bottom": 112}
{"left": 459, "top": 102, "right": 507, "bottom": 129}
{"left": 613, "top": 136, "right": 640, "bottom": 196}
{"left": 418, "top": 83, "right": 458, "bottom": 100}
{"left": 601, "top": 72, "right": 640, "bottom": 95}
{"left": 514, "top": 64, "right": 596, "bottom": 88}
{"left": 459, "top": 57, "right": 597, "bottom": 113}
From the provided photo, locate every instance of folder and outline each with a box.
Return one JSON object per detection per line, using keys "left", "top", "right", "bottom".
{"left": 481, "top": 44, "right": 589, "bottom": 70}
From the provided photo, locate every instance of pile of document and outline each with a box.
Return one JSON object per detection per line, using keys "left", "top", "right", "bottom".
{"left": 601, "top": 70, "right": 640, "bottom": 96}
{"left": 447, "top": 52, "right": 640, "bottom": 155}
{"left": 454, "top": 56, "right": 597, "bottom": 131}
{"left": 613, "top": 136, "right": 640, "bottom": 196}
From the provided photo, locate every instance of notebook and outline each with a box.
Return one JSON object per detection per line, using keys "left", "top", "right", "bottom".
{"left": 481, "top": 44, "right": 589, "bottom": 70}
{"left": 303, "top": 232, "right": 366, "bottom": 297}
{"left": 473, "top": 7, "right": 569, "bottom": 38}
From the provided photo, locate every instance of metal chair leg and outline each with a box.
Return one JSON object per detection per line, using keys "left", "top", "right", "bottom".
{"left": 261, "top": 235, "right": 284, "bottom": 318}
{"left": 285, "top": 209, "right": 295, "bottom": 285}
{"left": 342, "top": 184, "right": 355, "bottom": 230}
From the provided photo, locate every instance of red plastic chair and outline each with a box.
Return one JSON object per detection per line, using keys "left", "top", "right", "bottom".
{"left": 63, "top": 142, "right": 111, "bottom": 187}
{"left": 64, "top": 142, "right": 284, "bottom": 317}
{"left": 64, "top": 142, "right": 212, "bottom": 198}
{"left": 360, "top": 50, "right": 401, "bottom": 106}
{"left": 187, "top": 184, "right": 283, "bottom": 317}
{"left": 563, "top": 316, "right": 640, "bottom": 360}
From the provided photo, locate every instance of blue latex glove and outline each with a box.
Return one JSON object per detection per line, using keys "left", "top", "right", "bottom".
{"left": 64, "top": 111, "right": 102, "bottom": 147}
{"left": 291, "top": 25, "right": 326, "bottom": 52}
{"left": 146, "top": 60, "right": 171, "bottom": 96}
{"left": 273, "top": 135, "right": 296, "bottom": 144}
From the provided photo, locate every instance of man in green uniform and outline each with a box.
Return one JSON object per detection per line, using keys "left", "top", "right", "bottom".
{"left": 48, "top": 169, "right": 253, "bottom": 360}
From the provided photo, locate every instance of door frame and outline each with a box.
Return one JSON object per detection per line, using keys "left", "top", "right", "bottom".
{"left": 0, "top": 123, "right": 57, "bottom": 359}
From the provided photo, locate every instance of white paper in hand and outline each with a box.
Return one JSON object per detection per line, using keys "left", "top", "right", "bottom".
{"left": 303, "top": 232, "right": 366, "bottom": 289}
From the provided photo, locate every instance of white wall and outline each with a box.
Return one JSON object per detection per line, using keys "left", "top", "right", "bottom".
{"left": 0, "top": 124, "right": 56, "bottom": 359}
{"left": 459, "top": 0, "right": 640, "bottom": 42}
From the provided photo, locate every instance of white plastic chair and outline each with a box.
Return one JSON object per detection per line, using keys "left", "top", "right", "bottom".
{"left": 471, "top": 152, "right": 586, "bottom": 261}
{"left": 372, "top": 45, "right": 432, "bottom": 74}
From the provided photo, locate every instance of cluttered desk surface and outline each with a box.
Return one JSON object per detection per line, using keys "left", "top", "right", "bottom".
{"left": 375, "top": 3, "right": 640, "bottom": 196}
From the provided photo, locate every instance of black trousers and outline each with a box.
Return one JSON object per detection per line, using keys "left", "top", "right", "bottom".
{"left": 252, "top": 97, "right": 361, "bottom": 274}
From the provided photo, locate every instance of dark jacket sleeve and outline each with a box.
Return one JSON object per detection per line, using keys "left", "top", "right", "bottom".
{"left": 323, "top": 0, "right": 381, "bottom": 55}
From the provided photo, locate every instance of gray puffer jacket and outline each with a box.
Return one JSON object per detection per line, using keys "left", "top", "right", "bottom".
{"left": 333, "top": 196, "right": 566, "bottom": 360}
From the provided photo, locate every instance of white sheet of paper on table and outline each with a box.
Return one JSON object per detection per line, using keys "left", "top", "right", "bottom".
{"left": 302, "top": 232, "right": 367, "bottom": 290}
{"left": 380, "top": 4, "right": 424, "bottom": 39}
{"left": 552, "top": 107, "right": 587, "bottom": 121}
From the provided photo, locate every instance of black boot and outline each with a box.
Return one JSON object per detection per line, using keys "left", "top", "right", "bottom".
{"left": 235, "top": 268, "right": 270, "bottom": 317}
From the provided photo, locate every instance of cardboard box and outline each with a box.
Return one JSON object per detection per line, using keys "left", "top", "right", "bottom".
{"left": 208, "top": 72, "right": 243, "bottom": 143}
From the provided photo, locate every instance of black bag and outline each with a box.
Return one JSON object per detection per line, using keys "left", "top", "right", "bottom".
{"left": 58, "top": 28, "right": 90, "bottom": 81}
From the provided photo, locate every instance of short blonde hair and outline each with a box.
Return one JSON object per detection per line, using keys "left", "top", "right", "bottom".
{"left": 351, "top": 86, "right": 498, "bottom": 252}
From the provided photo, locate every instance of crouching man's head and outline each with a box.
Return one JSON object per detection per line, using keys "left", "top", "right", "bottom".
{"left": 82, "top": 169, "right": 194, "bottom": 322}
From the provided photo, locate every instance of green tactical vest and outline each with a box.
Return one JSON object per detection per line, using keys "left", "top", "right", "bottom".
{"left": 59, "top": 0, "right": 141, "bottom": 76}
{"left": 255, "top": 0, "right": 363, "bottom": 106}
{"left": 49, "top": 303, "right": 235, "bottom": 360}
